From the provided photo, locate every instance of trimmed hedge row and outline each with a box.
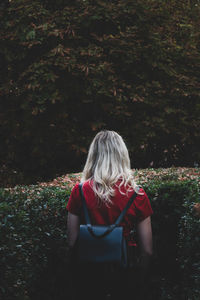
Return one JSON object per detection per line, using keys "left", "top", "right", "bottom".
{"left": 0, "top": 179, "right": 199, "bottom": 300}
{"left": 0, "top": 186, "right": 70, "bottom": 300}
{"left": 177, "top": 195, "right": 200, "bottom": 300}
{"left": 143, "top": 180, "right": 200, "bottom": 299}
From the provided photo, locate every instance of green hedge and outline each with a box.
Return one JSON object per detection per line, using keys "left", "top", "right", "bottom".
{"left": 0, "top": 186, "right": 70, "bottom": 300}
{"left": 177, "top": 192, "right": 200, "bottom": 300}
{"left": 143, "top": 180, "right": 200, "bottom": 299}
{"left": 0, "top": 179, "right": 199, "bottom": 300}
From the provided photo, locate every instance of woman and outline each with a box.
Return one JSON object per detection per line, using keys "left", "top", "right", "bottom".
{"left": 67, "top": 130, "right": 153, "bottom": 300}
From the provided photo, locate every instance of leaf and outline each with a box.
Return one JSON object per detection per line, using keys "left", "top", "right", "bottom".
{"left": 26, "top": 30, "right": 36, "bottom": 40}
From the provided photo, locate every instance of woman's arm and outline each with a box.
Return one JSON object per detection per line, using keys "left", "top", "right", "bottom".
{"left": 136, "top": 216, "right": 153, "bottom": 299}
{"left": 137, "top": 216, "right": 153, "bottom": 257}
{"left": 67, "top": 212, "right": 80, "bottom": 249}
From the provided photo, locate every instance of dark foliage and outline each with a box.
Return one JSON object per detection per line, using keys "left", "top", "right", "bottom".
{"left": 0, "top": 0, "right": 200, "bottom": 185}
{"left": 0, "top": 177, "right": 199, "bottom": 300}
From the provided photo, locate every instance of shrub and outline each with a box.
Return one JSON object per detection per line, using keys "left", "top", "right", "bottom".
{"left": 177, "top": 189, "right": 200, "bottom": 300}
{"left": 0, "top": 173, "right": 199, "bottom": 299}
{"left": 1, "top": 0, "right": 200, "bottom": 184}
{"left": 0, "top": 186, "right": 70, "bottom": 300}
{"left": 143, "top": 180, "right": 200, "bottom": 299}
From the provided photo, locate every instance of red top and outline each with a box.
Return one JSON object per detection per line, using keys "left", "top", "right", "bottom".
{"left": 66, "top": 180, "right": 153, "bottom": 246}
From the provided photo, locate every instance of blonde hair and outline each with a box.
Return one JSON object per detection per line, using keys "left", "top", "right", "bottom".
{"left": 81, "top": 130, "right": 140, "bottom": 205}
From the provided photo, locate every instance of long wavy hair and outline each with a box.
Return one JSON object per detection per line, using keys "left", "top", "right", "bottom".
{"left": 81, "top": 130, "right": 140, "bottom": 205}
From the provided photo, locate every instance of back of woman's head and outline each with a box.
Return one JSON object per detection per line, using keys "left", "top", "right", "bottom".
{"left": 82, "top": 130, "right": 138, "bottom": 204}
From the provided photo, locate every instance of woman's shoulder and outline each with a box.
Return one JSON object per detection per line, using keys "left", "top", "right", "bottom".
{"left": 133, "top": 187, "right": 153, "bottom": 218}
{"left": 72, "top": 180, "right": 94, "bottom": 195}
{"left": 115, "top": 180, "right": 144, "bottom": 194}
{"left": 134, "top": 186, "right": 149, "bottom": 201}
{"left": 71, "top": 182, "right": 80, "bottom": 192}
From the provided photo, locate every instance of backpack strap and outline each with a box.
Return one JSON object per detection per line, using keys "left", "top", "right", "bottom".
{"left": 78, "top": 183, "right": 137, "bottom": 238}
{"left": 114, "top": 191, "right": 137, "bottom": 226}
{"left": 79, "top": 183, "right": 91, "bottom": 225}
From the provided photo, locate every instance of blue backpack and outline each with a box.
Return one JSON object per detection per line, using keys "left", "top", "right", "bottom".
{"left": 77, "top": 183, "right": 137, "bottom": 268}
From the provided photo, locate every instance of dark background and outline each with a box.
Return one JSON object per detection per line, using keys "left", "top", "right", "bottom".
{"left": 0, "top": 0, "right": 200, "bottom": 186}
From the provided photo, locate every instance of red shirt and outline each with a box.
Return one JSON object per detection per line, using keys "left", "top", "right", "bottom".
{"left": 66, "top": 180, "right": 153, "bottom": 246}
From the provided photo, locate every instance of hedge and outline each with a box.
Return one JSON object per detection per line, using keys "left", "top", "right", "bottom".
{"left": 0, "top": 177, "right": 199, "bottom": 300}
{"left": 143, "top": 180, "right": 200, "bottom": 299}
{"left": 177, "top": 194, "right": 200, "bottom": 300}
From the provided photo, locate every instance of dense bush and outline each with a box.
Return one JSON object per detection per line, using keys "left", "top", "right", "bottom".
{"left": 143, "top": 180, "right": 200, "bottom": 299}
{"left": 0, "top": 171, "right": 199, "bottom": 299}
{"left": 0, "top": 0, "right": 200, "bottom": 185}
{"left": 0, "top": 186, "right": 70, "bottom": 300}
{"left": 178, "top": 194, "right": 200, "bottom": 300}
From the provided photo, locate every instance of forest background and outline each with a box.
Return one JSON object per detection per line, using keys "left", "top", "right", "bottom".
{"left": 0, "top": 0, "right": 200, "bottom": 186}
